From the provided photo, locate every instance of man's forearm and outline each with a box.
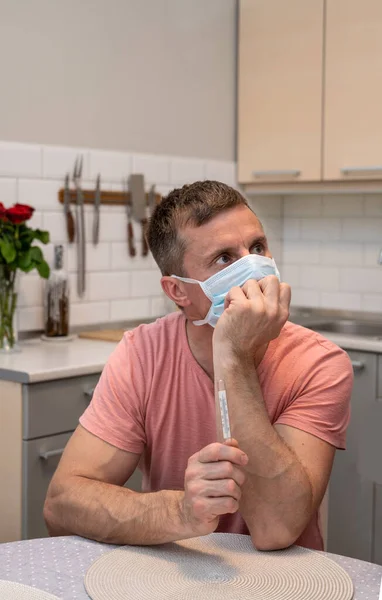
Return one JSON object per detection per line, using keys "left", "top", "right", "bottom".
{"left": 214, "top": 352, "right": 313, "bottom": 550}
{"left": 44, "top": 476, "right": 191, "bottom": 545}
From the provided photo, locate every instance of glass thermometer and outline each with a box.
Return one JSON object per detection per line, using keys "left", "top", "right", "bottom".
{"left": 218, "top": 379, "right": 231, "bottom": 441}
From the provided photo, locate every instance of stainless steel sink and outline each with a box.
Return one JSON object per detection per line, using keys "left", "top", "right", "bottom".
{"left": 306, "top": 319, "right": 382, "bottom": 338}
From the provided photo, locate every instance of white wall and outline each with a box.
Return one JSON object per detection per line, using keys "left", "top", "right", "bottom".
{"left": 282, "top": 194, "right": 382, "bottom": 313}
{"left": 0, "top": 0, "right": 236, "bottom": 161}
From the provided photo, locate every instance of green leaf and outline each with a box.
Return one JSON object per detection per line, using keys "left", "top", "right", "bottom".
{"left": 36, "top": 260, "right": 50, "bottom": 279}
{"left": 30, "top": 246, "right": 44, "bottom": 263}
{"left": 34, "top": 229, "right": 50, "bottom": 244}
{"left": 18, "top": 249, "right": 32, "bottom": 270}
{"left": 0, "top": 237, "right": 16, "bottom": 263}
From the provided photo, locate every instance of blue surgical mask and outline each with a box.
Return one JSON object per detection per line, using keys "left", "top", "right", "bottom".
{"left": 172, "top": 254, "right": 280, "bottom": 328}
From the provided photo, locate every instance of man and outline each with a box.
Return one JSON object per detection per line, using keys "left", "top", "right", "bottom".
{"left": 44, "top": 181, "right": 352, "bottom": 551}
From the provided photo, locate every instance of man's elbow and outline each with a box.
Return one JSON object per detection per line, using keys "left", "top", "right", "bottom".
{"left": 250, "top": 528, "right": 298, "bottom": 552}
{"left": 43, "top": 482, "right": 70, "bottom": 537}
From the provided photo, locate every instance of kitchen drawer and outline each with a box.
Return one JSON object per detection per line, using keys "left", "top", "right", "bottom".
{"left": 22, "top": 373, "right": 100, "bottom": 440}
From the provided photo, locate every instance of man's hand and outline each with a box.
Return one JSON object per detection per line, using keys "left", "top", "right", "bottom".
{"left": 213, "top": 275, "right": 291, "bottom": 359}
{"left": 181, "top": 440, "right": 248, "bottom": 536}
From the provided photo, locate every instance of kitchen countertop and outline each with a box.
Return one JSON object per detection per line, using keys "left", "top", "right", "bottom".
{"left": 1, "top": 309, "right": 382, "bottom": 384}
{"left": 0, "top": 336, "right": 119, "bottom": 383}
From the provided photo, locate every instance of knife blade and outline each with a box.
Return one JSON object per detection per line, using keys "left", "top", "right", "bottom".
{"left": 93, "top": 174, "right": 101, "bottom": 246}
{"left": 63, "top": 173, "right": 75, "bottom": 243}
{"left": 125, "top": 178, "right": 136, "bottom": 257}
{"left": 128, "top": 174, "right": 148, "bottom": 257}
{"left": 73, "top": 155, "right": 86, "bottom": 297}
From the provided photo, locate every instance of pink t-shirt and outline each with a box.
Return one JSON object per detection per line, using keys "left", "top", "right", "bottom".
{"left": 80, "top": 312, "right": 352, "bottom": 550}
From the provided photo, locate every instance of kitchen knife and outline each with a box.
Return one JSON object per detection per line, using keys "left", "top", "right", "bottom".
{"left": 63, "top": 173, "right": 75, "bottom": 243}
{"left": 73, "top": 156, "right": 86, "bottom": 297}
{"left": 128, "top": 174, "right": 148, "bottom": 257}
{"left": 93, "top": 174, "right": 101, "bottom": 246}
{"left": 125, "top": 178, "right": 136, "bottom": 257}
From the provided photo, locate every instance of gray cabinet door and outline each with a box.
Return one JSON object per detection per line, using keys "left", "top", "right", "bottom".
{"left": 327, "top": 350, "right": 377, "bottom": 562}
{"left": 22, "top": 432, "right": 72, "bottom": 540}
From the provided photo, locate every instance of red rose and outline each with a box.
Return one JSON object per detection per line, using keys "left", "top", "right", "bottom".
{"left": 6, "top": 203, "right": 35, "bottom": 224}
{"left": 0, "top": 203, "right": 6, "bottom": 221}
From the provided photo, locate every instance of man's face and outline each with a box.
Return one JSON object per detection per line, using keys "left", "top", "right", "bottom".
{"left": 179, "top": 205, "right": 272, "bottom": 321}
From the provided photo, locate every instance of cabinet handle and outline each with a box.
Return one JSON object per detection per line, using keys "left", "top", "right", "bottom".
{"left": 39, "top": 448, "right": 65, "bottom": 460}
{"left": 83, "top": 387, "right": 95, "bottom": 400}
{"left": 252, "top": 169, "right": 301, "bottom": 179}
{"left": 351, "top": 360, "right": 365, "bottom": 372}
{"left": 341, "top": 166, "right": 382, "bottom": 176}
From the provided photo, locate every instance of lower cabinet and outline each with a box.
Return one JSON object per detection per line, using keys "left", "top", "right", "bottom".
{"left": 327, "top": 350, "right": 380, "bottom": 563}
{"left": 22, "top": 374, "right": 142, "bottom": 540}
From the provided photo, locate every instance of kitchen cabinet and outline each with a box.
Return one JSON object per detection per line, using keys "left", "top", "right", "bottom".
{"left": 238, "top": 0, "right": 382, "bottom": 191}
{"left": 324, "top": 0, "right": 382, "bottom": 181}
{"left": 327, "top": 350, "right": 380, "bottom": 563}
{"left": 237, "top": 0, "right": 324, "bottom": 184}
{"left": 0, "top": 374, "right": 143, "bottom": 542}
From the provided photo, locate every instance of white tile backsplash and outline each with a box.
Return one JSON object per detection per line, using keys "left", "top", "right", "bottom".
{"left": 320, "top": 292, "right": 362, "bottom": 311}
{"left": 204, "top": 160, "right": 236, "bottom": 187}
{"left": 89, "top": 150, "right": 132, "bottom": 182}
{"left": 322, "top": 194, "right": 364, "bottom": 217}
{"left": 283, "top": 241, "right": 321, "bottom": 265}
{"left": 284, "top": 195, "right": 322, "bottom": 217}
{"left": 110, "top": 298, "right": 151, "bottom": 321}
{"left": 18, "top": 307, "right": 44, "bottom": 332}
{"left": 42, "top": 146, "right": 89, "bottom": 179}
{"left": 18, "top": 276, "right": 44, "bottom": 308}
{"left": 0, "top": 178, "right": 17, "bottom": 205}
{"left": 301, "top": 218, "right": 342, "bottom": 242}
{"left": 170, "top": 158, "right": 205, "bottom": 185}
{"left": 132, "top": 154, "right": 170, "bottom": 184}
{"left": 18, "top": 179, "right": 62, "bottom": 210}
{"left": 0, "top": 142, "right": 41, "bottom": 177}
{"left": 67, "top": 243, "right": 111, "bottom": 273}
{"left": 342, "top": 218, "right": 382, "bottom": 242}
{"left": 70, "top": 302, "right": 110, "bottom": 326}
{"left": 283, "top": 193, "right": 382, "bottom": 312}
{"left": 363, "top": 194, "right": 382, "bottom": 217}
{"left": 5, "top": 139, "right": 382, "bottom": 332}
{"left": 130, "top": 270, "right": 163, "bottom": 298}
{"left": 320, "top": 242, "right": 363, "bottom": 267}
{"left": 88, "top": 272, "right": 130, "bottom": 302}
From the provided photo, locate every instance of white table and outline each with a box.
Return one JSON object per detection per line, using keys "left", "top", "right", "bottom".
{"left": 0, "top": 535, "right": 381, "bottom": 599}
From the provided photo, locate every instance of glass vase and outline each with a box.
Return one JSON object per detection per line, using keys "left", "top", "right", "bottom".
{"left": 0, "top": 266, "right": 20, "bottom": 353}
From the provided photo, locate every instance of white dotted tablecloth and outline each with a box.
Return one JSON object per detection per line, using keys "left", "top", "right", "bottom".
{"left": 0, "top": 535, "right": 381, "bottom": 599}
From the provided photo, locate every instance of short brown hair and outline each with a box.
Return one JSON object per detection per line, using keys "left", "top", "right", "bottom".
{"left": 147, "top": 180, "right": 249, "bottom": 276}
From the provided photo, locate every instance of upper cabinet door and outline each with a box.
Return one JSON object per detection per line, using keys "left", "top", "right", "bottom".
{"left": 325, "top": 0, "right": 382, "bottom": 181}
{"left": 237, "top": 0, "right": 324, "bottom": 184}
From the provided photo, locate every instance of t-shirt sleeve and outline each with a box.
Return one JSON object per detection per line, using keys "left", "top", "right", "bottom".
{"left": 275, "top": 339, "right": 353, "bottom": 449}
{"left": 79, "top": 331, "right": 146, "bottom": 454}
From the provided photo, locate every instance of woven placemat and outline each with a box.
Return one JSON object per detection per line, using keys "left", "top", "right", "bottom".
{"left": 0, "top": 580, "right": 60, "bottom": 600}
{"left": 84, "top": 533, "right": 354, "bottom": 600}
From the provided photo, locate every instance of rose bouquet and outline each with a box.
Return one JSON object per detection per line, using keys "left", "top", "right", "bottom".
{"left": 0, "top": 203, "right": 50, "bottom": 351}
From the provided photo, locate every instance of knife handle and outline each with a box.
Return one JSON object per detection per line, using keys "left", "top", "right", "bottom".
{"left": 141, "top": 219, "right": 149, "bottom": 257}
{"left": 128, "top": 222, "right": 136, "bottom": 257}
{"left": 66, "top": 209, "right": 75, "bottom": 243}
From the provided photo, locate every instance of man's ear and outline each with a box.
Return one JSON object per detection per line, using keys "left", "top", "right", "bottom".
{"left": 161, "top": 276, "right": 191, "bottom": 308}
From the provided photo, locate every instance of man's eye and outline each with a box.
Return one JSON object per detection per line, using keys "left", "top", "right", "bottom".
{"left": 251, "top": 244, "right": 265, "bottom": 255}
{"left": 216, "top": 254, "right": 231, "bottom": 266}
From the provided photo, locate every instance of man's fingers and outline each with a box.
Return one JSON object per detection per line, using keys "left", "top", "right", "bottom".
{"left": 223, "top": 285, "right": 246, "bottom": 309}
{"left": 197, "top": 442, "right": 248, "bottom": 466}
{"left": 257, "top": 275, "right": 281, "bottom": 300}
{"left": 192, "top": 461, "right": 246, "bottom": 487}
{"left": 279, "top": 282, "right": 292, "bottom": 313}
